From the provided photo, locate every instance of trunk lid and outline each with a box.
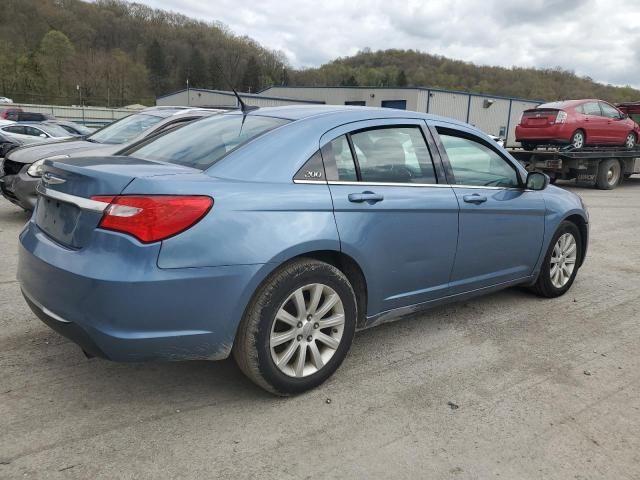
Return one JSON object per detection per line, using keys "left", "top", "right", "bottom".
{"left": 34, "top": 156, "right": 199, "bottom": 248}
{"left": 519, "top": 108, "right": 561, "bottom": 127}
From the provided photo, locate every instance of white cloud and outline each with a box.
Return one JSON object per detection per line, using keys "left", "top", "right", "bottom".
{"left": 133, "top": 0, "right": 640, "bottom": 87}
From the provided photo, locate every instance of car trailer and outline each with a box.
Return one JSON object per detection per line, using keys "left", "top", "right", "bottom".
{"left": 509, "top": 146, "right": 640, "bottom": 190}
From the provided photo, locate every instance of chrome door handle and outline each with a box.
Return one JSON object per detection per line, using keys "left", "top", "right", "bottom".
{"left": 348, "top": 192, "right": 384, "bottom": 204}
{"left": 463, "top": 194, "right": 487, "bottom": 204}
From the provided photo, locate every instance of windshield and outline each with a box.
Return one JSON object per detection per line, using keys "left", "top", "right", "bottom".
{"left": 128, "top": 114, "right": 289, "bottom": 170}
{"left": 87, "top": 113, "right": 163, "bottom": 144}
{"left": 39, "top": 123, "right": 74, "bottom": 137}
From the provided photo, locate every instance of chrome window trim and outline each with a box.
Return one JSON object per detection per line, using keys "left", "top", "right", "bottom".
{"left": 293, "top": 179, "right": 530, "bottom": 191}
{"left": 293, "top": 179, "right": 327, "bottom": 185}
{"left": 327, "top": 180, "right": 450, "bottom": 188}
{"left": 35, "top": 184, "right": 111, "bottom": 213}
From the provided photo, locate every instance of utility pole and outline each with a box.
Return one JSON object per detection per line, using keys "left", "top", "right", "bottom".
{"left": 186, "top": 79, "right": 190, "bottom": 106}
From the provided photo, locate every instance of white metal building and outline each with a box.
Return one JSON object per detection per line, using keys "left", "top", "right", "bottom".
{"left": 155, "top": 88, "right": 324, "bottom": 109}
{"left": 259, "top": 86, "right": 542, "bottom": 146}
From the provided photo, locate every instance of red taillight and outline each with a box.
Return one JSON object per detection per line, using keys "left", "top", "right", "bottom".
{"left": 555, "top": 110, "right": 568, "bottom": 124}
{"left": 91, "top": 195, "right": 213, "bottom": 243}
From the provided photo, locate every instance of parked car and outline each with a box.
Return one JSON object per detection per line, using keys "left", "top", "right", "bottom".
{"left": 17, "top": 106, "right": 589, "bottom": 395}
{"left": 515, "top": 99, "right": 640, "bottom": 150}
{"left": 0, "top": 107, "right": 221, "bottom": 210}
{"left": 0, "top": 130, "right": 52, "bottom": 159}
{"left": 46, "top": 119, "right": 95, "bottom": 136}
{"left": 0, "top": 121, "right": 73, "bottom": 142}
{"left": 0, "top": 96, "right": 12, "bottom": 103}
{"left": 7, "top": 111, "right": 53, "bottom": 122}
{"left": 0, "top": 106, "right": 22, "bottom": 119}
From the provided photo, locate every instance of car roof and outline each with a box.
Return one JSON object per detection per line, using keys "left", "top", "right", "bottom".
{"left": 224, "top": 104, "right": 469, "bottom": 127}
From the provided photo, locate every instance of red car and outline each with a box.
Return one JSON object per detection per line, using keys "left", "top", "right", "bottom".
{"left": 0, "top": 107, "right": 22, "bottom": 120}
{"left": 515, "top": 99, "right": 639, "bottom": 150}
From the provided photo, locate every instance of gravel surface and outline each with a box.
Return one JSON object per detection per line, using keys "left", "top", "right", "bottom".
{"left": 1, "top": 179, "right": 639, "bottom": 479}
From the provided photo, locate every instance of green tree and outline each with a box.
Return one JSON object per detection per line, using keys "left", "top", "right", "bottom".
{"left": 39, "top": 30, "right": 74, "bottom": 96}
{"left": 396, "top": 69, "right": 408, "bottom": 87}
{"left": 185, "top": 48, "right": 207, "bottom": 88}
{"left": 145, "top": 39, "right": 167, "bottom": 95}
{"left": 242, "top": 56, "right": 262, "bottom": 92}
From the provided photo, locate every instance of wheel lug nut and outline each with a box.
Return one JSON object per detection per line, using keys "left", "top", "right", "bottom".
{"left": 307, "top": 314, "right": 312, "bottom": 321}
{"left": 313, "top": 323, "right": 319, "bottom": 329}
{"left": 307, "top": 336, "right": 313, "bottom": 342}
{"left": 297, "top": 335, "right": 303, "bottom": 341}
{"left": 297, "top": 322, "right": 303, "bottom": 328}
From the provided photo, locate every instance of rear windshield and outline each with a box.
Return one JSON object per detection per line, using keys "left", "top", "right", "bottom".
{"left": 537, "top": 101, "right": 572, "bottom": 109}
{"left": 128, "top": 114, "right": 289, "bottom": 170}
{"left": 87, "top": 113, "right": 163, "bottom": 144}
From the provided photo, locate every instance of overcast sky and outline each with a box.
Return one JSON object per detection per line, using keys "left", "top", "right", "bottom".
{"left": 137, "top": 0, "right": 640, "bottom": 88}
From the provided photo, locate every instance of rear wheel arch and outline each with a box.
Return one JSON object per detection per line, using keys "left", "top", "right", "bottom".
{"left": 289, "top": 250, "right": 368, "bottom": 328}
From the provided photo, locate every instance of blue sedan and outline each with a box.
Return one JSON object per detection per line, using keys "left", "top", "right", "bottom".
{"left": 17, "top": 106, "right": 589, "bottom": 395}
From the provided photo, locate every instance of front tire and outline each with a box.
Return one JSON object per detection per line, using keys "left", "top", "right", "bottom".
{"left": 532, "top": 221, "right": 582, "bottom": 298}
{"left": 233, "top": 258, "right": 357, "bottom": 395}
{"left": 624, "top": 132, "right": 636, "bottom": 149}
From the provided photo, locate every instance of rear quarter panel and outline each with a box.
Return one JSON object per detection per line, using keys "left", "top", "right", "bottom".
{"left": 122, "top": 175, "right": 340, "bottom": 269}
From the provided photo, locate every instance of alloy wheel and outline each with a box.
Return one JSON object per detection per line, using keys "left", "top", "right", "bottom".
{"left": 572, "top": 132, "right": 584, "bottom": 149}
{"left": 270, "top": 283, "right": 345, "bottom": 378}
{"left": 550, "top": 233, "right": 577, "bottom": 288}
{"left": 625, "top": 133, "right": 636, "bottom": 149}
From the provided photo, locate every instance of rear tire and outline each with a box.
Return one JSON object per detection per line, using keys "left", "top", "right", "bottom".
{"left": 233, "top": 258, "right": 357, "bottom": 396}
{"left": 595, "top": 158, "right": 621, "bottom": 189}
{"left": 570, "top": 130, "right": 585, "bottom": 149}
{"left": 521, "top": 142, "right": 536, "bottom": 151}
{"left": 531, "top": 221, "right": 581, "bottom": 298}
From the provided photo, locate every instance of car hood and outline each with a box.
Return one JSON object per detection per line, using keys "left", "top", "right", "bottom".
{"left": 7, "top": 139, "right": 115, "bottom": 164}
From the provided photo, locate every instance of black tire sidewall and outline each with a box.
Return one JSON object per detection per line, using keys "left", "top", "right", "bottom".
{"left": 596, "top": 158, "right": 621, "bottom": 189}
{"left": 537, "top": 222, "right": 582, "bottom": 297}
{"left": 251, "top": 261, "right": 357, "bottom": 395}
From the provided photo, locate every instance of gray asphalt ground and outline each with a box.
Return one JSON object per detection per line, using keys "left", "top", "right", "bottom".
{"left": 1, "top": 179, "right": 639, "bottom": 480}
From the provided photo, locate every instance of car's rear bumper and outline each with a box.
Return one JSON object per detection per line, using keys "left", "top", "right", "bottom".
{"left": 515, "top": 124, "right": 574, "bottom": 143}
{"left": 18, "top": 222, "right": 267, "bottom": 362}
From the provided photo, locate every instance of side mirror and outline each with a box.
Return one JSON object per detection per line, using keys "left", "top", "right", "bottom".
{"left": 39, "top": 133, "right": 47, "bottom": 138}
{"left": 526, "top": 171, "right": 550, "bottom": 191}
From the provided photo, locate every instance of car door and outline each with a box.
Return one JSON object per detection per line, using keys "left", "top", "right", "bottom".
{"left": 580, "top": 101, "right": 606, "bottom": 143}
{"left": 599, "top": 102, "right": 628, "bottom": 144}
{"left": 431, "top": 123, "right": 546, "bottom": 294}
{"left": 320, "top": 119, "right": 459, "bottom": 316}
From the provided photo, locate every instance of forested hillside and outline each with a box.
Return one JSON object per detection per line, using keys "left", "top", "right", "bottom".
{"left": 0, "top": 0, "right": 287, "bottom": 106}
{"left": 0, "top": 1, "right": 638, "bottom": 107}
{"left": 289, "top": 49, "right": 640, "bottom": 103}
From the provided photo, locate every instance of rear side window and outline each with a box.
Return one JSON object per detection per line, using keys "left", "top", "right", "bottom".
{"left": 351, "top": 127, "right": 436, "bottom": 183}
{"left": 322, "top": 126, "right": 437, "bottom": 184}
{"left": 582, "top": 102, "right": 601, "bottom": 116}
{"left": 129, "top": 114, "right": 289, "bottom": 170}
{"left": 3, "top": 126, "right": 24, "bottom": 134}
{"left": 322, "top": 135, "right": 358, "bottom": 181}
{"left": 438, "top": 130, "right": 520, "bottom": 188}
